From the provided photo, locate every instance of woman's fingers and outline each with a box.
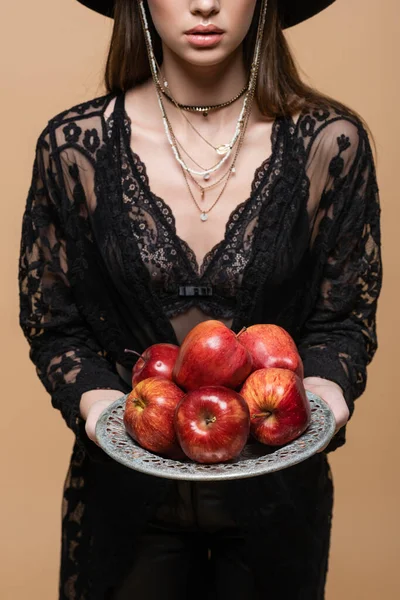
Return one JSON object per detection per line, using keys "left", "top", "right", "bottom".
{"left": 303, "top": 378, "right": 350, "bottom": 452}
{"left": 85, "top": 399, "right": 116, "bottom": 446}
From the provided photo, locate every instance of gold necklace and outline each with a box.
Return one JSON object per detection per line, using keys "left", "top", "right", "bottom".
{"left": 177, "top": 138, "right": 233, "bottom": 178}
{"left": 154, "top": 77, "right": 247, "bottom": 181}
{"left": 157, "top": 66, "right": 240, "bottom": 157}
{"left": 156, "top": 75, "right": 241, "bottom": 195}
{"left": 174, "top": 135, "right": 224, "bottom": 173}
{"left": 188, "top": 166, "right": 234, "bottom": 201}
{"left": 172, "top": 96, "right": 238, "bottom": 157}
{"left": 181, "top": 98, "right": 253, "bottom": 221}
{"left": 174, "top": 133, "right": 235, "bottom": 200}
{"left": 173, "top": 128, "right": 237, "bottom": 184}
{"left": 157, "top": 87, "right": 242, "bottom": 196}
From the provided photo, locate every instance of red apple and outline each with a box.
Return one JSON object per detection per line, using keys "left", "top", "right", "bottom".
{"left": 173, "top": 320, "right": 252, "bottom": 391}
{"left": 237, "top": 324, "right": 304, "bottom": 378}
{"left": 240, "top": 368, "right": 311, "bottom": 446}
{"left": 125, "top": 344, "right": 179, "bottom": 387}
{"left": 174, "top": 386, "right": 250, "bottom": 464}
{"left": 124, "top": 376, "right": 185, "bottom": 458}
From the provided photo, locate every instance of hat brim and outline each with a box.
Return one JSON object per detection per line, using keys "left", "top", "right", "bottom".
{"left": 76, "top": 0, "right": 336, "bottom": 29}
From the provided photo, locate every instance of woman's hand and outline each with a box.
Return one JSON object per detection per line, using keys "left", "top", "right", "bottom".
{"left": 80, "top": 389, "right": 126, "bottom": 446}
{"left": 303, "top": 376, "right": 350, "bottom": 452}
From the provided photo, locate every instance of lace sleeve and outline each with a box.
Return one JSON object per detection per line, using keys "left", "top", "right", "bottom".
{"left": 297, "top": 119, "right": 382, "bottom": 418}
{"left": 18, "top": 128, "right": 128, "bottom": 452}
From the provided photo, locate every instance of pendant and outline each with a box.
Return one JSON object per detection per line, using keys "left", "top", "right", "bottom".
{"left": 203, "top": 111, "right": 208, "bottom": 118}
{"left": 200, "top": 212, "right": 208, "bottom": 222}
{"left": 203, "top": 173, "right": 211, "bottom": 181}
{"left": 216, "top": 144, "right": 230, "bottom": 155}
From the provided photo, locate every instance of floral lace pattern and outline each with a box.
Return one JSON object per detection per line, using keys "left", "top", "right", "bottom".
{"left": 18, "top": 92, "right": 382, "bottom": 599}
{"left": 106, "top": 110, "right": 274, "bottom": 319}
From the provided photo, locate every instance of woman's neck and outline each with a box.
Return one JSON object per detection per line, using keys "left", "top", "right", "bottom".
{"left": 159, "top": 44, "right": 248, "bottom": 107}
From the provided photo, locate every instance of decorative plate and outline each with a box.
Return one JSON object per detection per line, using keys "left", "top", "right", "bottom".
{"left": 96, "top": 392, "right": 335, "bottom": 481}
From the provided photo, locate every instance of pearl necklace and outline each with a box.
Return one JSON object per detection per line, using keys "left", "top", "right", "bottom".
{"left": 155, "top": 88, "right": 248, "bottom": 180}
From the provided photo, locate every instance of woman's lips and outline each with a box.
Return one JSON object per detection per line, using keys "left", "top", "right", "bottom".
{"left": 185, "top": 33, "right": 225, "bottom": 48}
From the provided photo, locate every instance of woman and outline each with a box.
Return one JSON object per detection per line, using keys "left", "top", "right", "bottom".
{"left": 18, "top": 0, "right": 382, "bottom": 598}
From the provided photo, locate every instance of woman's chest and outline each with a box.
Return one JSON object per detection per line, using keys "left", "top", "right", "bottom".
{"left": 69, "top": 111, "right": 316, "bottom": 349}
{"left": 99, "top": 107, "right": 312, "bottom": 299}
{"left": 126, "top": 115, "right": 276, "bottom": 271}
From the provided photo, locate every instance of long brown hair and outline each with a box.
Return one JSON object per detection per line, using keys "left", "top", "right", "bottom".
{"left": 105, "top": 0, "right": 370, "bottom": 132}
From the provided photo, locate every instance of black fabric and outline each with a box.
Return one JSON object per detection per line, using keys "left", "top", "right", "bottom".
{"left": 108, "top": 454, "right": 333, "bottom": 600}
{"left": 18, "top": 91, "right": 381, "bottom": 599}
{"left": 113, "top": 89, "right": 273, "bottom": 321}
{"left": 76, "top": 0, "right": 337, "bottom": 29}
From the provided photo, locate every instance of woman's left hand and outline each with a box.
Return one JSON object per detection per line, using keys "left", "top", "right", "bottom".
{"left": 303, "top": 376, "right": 350, "bottom": 452}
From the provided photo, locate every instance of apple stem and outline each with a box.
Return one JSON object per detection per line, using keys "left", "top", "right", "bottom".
{"left": 205, "top": 416, "right": 217, "bottom": 426}
{"left": 124, "top": 348, "right": 142, "bottom": 359}
{"left": 236, "top": 327, "right": 247, "bottom": 339}
{"left": 133, "top": 397, "right": 146, "bottom": 410}
{"left": 252, "top": 412, "right": 272, "bottom": 419}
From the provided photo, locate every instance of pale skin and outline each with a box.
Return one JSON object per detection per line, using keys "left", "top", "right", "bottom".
{"left": 82, "top": 0, "right": 350, "bottom": 447}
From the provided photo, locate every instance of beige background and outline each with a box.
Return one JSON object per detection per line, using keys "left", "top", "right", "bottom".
{"left": 1, "top": 0, "right": 399, "bottom": 598}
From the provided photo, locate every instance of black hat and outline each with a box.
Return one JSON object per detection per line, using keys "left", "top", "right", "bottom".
{"left": 76, "top": 0, "right": 336, "bottom": 29}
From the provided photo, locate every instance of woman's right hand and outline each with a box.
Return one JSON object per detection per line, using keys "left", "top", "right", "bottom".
{"left": 80, "top": 389, "right": 126, "bottom": 446}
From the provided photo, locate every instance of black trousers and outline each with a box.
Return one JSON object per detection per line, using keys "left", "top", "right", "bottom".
{"left": 110, "top": 454, "right": 334, "bottom": 600}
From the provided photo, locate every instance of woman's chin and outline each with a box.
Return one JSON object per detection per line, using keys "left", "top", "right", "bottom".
{"left": 176, "top": 48, "right": 235, "bottom": 70}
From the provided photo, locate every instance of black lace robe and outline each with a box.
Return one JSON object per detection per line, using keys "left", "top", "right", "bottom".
{"left": 18, "top": 93, "right": 382, "bottom": 599}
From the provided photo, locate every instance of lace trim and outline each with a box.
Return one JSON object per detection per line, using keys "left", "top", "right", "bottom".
{"left": 104, "top": 96, "right": 281, "bottom": 319}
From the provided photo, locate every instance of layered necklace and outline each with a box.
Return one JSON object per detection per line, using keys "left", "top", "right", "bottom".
{"left": 137, "top": 0, "right": 269, "bottom": 221}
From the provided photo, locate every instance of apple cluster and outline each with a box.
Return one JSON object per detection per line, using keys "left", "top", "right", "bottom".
{"left": 123, "top": 321, "right": 311, "bottom": 464}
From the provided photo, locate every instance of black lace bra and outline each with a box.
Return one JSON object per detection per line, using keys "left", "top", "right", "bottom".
{"left": 107, "top": 93, "right": 274, "bottom": 321}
